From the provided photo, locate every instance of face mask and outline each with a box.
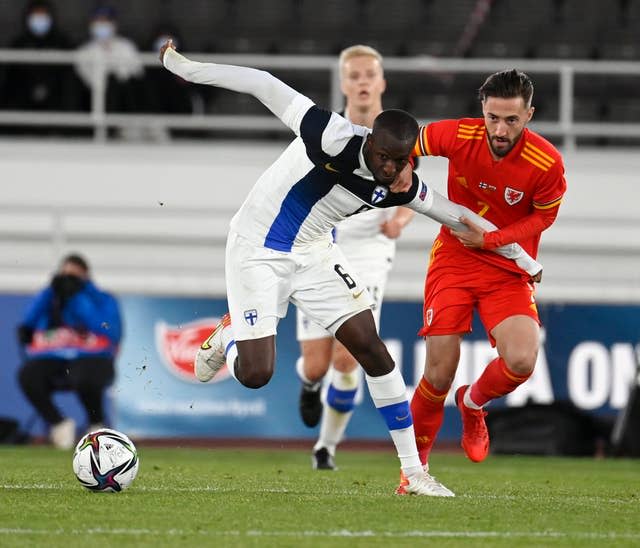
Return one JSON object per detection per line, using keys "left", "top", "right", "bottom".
{"left": 28, "top": 13, "right": 52, "bottom": 36}
{"left": 153, "top": 35, "right": 177, "bottom": 53}
{"left": 90, "top": 21, "right": 115, "bottom": 41}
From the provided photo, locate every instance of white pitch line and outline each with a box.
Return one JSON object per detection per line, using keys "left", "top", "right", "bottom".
{"left": 1, "top": 484, "right": 289, "bottom": 494}
{"left": 1, "top": 483, "right": 637, "bottom": 505}
{"left": 0, "top": 528, "right": 639, "bottom": 540}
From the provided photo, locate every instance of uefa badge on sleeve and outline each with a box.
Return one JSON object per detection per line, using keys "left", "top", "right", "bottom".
{"left": 419, "top": 182, "right": 428, "bottom": 201}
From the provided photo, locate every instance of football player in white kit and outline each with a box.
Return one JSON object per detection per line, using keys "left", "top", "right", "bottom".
{"left": 294, "top": 45, "right": 415, "bottom": 472}
{"left": 160, "top": 40, "right": 542, "bottom": 497}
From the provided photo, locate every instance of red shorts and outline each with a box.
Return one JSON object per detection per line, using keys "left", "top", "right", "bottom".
{"left": 419, "top": 239, "right": 540, "bottom": 346}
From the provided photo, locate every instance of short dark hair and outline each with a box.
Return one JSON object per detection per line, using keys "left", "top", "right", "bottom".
{"left": 372, "top": 109, "right": 419, "bottom": 145}
{"left": 61, "top": 253, "right": 90, "bottom": 273}
{"left": 478, "top": 69, "right": 534, "bottom": 107}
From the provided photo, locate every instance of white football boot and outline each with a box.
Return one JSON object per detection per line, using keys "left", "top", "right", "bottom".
{"left": 194, "top": 313, "right": 231, "bottom": 382}
{"left": 397, "top": 468, "right": 455, "bottom": 497}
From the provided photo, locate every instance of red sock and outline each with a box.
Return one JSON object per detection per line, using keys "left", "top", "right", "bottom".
{"left": 469, "top": 357, "right": 532, "bottom": 407}
{"left": 410, "top": 377, "right": 448, "bottom": 466}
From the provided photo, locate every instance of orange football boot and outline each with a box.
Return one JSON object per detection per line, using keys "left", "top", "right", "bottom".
{"left": 455, "top": 385, "right": 489, "bottom": 463}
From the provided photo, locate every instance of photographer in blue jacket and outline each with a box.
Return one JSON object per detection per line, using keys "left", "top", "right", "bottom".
{"left": 17, "top": 254, "right": 122, "bottom": 449}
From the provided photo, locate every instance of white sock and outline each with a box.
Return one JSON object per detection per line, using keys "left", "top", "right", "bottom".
{"left": 296, "top": 356, "right": 320, "bottom": 389}
{"left": 225, "top": 341, "right": 238, "bottom": 381}
{"left": 389, "top": 426, "right": 423, "bottom": 477}
{"left": 220, "top": 322, "right": 234, "bottom": 351}
{"left": 463, "top": 386, "right": 483, "bottom": 410}
{"left": 365, "top": 365, "right": 422, "bottom": 477}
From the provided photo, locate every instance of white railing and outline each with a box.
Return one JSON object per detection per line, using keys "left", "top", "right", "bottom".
{"left": 2, "top": 49, "right": 640, "bottom": 148}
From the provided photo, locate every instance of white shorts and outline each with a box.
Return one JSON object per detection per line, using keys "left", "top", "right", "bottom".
{"left": 296, "top": 240, "right": 394, "bottom": 341}
{"left": 225, "top": 230, "right": 372, "bottom": 341}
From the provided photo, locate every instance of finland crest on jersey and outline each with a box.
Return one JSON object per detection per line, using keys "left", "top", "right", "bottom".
{"left": 371, "top": 185, "right": 388, "bottom": 204}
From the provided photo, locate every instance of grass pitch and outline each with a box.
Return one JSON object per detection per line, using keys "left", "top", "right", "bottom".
{"left": 1, "top": 445, "right": 639, "bottom": 547}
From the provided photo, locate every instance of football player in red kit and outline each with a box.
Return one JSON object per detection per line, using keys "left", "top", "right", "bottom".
{"left": 398, "top": 69, "right": 566, "bottom": 493}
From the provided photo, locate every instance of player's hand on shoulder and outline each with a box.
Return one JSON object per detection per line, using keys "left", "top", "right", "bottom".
{"left": 159, "top": 38, "right": 176, "bottom": 63}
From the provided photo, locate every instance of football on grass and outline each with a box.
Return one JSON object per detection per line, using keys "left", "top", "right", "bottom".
{"left": 72, "top": 428, "right": 139, "bottom": 492}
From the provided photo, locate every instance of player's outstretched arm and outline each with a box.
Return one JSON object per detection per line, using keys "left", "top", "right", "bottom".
{"left": 160, "top": 41, "right": 312, "bottom": 135}
{"left": 410, "top": 186, "right": 542, "bottom": 277}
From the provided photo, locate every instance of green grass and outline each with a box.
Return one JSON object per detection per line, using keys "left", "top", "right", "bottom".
{"left": 1, "top": 446, "right": 639, "bottom": 547}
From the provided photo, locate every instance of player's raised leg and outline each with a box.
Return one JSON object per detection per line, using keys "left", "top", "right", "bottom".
{"left": 194, "top": 230, "right": 289, "bottom": 388}
{"left": 458, "top": 314, "right": 539, "bottom": 462}
{"left": 195, "top": 313, "right": 233, "bottom": 382}
{"left": 194, "top": 312, "right": 277, "bottom": 389}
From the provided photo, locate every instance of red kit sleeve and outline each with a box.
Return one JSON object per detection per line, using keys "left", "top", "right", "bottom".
{"left": 483, "top": 160, "right": 567, "bottom": 249}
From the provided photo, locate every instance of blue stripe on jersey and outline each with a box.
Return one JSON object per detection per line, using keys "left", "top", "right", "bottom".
{"left": 264, "top": 167, "right": 334, "bottom": 252}
{"left": 377, "top": 401, "right": 413, "bottom": 431}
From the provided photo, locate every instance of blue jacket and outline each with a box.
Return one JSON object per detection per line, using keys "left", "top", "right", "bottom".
{"left": 21, "top": 280, "right": 122, "bottom": 360}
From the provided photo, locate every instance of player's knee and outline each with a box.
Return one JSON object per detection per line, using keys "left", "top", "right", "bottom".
{"left": 503, "top": 347, "right": 538, "bottom": 376}
{"left": 236, "top": 359, "right": 274, "bottom": 389}
{"left": 237, "top": 370, "right": 273, "bottom": 389}
{"left": 425, "top": 369, "right": 455, "bottom": 392}
{"left": 424, "top": 360, "right": 457, "bottom": 391}
{"left": 300, "top": 356, "right": 329, "bottom": 382}
{"left": 346, "top": 327, "right": 380, "bottom": 357}
{"left": 424, "top": 338, "right": 461, "bottom": 391}
{"left": 333, "top": 348, "right": 358, "bottom": 372}
{"left": 358, "top": 341, "right": 394, "bottom": 377}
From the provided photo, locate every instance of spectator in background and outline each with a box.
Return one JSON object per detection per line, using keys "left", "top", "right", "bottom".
{"left": 0, "top": 1, "right": 79, "bottom": 118}
{"left": 74, "top": 5, "right": 145, "bottom": 119}
{"left": 16, "top": 254, "right": 122, "bottom": 450}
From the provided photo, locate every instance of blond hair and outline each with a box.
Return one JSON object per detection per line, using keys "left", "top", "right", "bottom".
{"left": 338, "top": 44, "right": 384, "bottom": 74}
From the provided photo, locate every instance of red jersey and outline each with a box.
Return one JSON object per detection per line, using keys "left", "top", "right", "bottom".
{"left": 414, "top": 118, "right": 566, "bottom": 275}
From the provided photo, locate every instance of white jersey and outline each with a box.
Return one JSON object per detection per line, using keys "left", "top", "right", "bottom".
{"left": 229, "top": 104, "right": 426, "bottom": 253}
{"left": 335, "top": 207, "right": 396, "bottom": 248}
